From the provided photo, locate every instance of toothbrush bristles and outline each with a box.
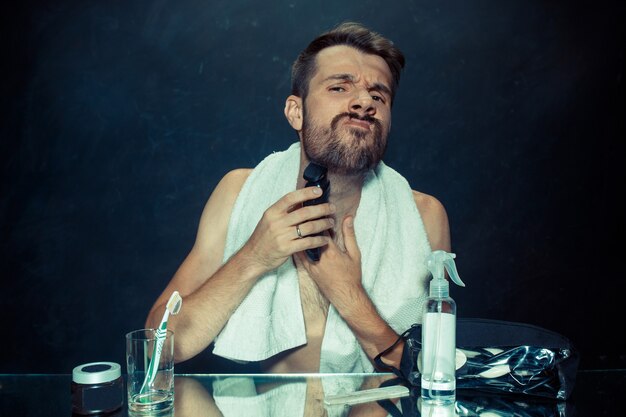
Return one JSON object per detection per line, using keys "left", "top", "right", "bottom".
{"left": 166, "top": 291, "right": 183, "bottom": 315}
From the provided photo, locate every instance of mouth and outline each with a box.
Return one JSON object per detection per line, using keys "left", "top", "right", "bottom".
{"left": 344, "top": 115, "right": 373, "bottom": 130}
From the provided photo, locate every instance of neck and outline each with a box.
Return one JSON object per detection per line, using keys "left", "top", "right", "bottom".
{"left": 296, "top": 150, "right": 367, "bottom": 232}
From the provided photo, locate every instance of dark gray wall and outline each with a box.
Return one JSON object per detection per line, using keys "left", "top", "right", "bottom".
{"left": 1, "top": 0, "right": 624, "bottom": 373}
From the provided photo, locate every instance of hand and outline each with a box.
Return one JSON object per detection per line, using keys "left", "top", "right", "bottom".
{"left": 241, "top": 187, "right": 335, "bottom": 273}
{"left": 296, "top": 215, "right": 362, "bottom": 301}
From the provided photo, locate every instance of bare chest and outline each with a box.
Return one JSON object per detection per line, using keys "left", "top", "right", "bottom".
{"left": 295, "top": 231, "right": 347, "bottom": 336}
{"left": 260, "top": 258, "right": 329, "bottom": 373}
{"left": 297, "top": 266, "right": 329, "bottom": 312}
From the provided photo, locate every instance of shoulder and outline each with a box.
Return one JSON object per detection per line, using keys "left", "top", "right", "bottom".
{"left": 192, "top": 169, "right": 252, "bottom": 253}
{"left": 215, "top": 168, "right": 253, "bottom": 195}
{"left": 203, "top": 168, "right": 252, "bottom": 219}
{"left": 205, "top": 168, "right": 253, "bottom": 208}
{"left": 411, "top": 191, "right": 446, "bottom": 220}
{"left": 411, "top": 190, "right": 451, "bottom": 252}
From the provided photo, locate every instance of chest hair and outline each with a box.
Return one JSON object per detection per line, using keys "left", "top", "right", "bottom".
{"left": 294, "top": 259, "right": 329, "bottom": 316}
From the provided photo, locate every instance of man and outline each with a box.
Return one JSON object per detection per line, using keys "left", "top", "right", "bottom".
{"left": 146, "top": 22, "right": 451, "bottom": 373}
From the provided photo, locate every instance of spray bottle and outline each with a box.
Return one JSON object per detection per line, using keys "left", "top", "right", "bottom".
{"left": 421, "top": 250, "right": 465, "bottom": 404}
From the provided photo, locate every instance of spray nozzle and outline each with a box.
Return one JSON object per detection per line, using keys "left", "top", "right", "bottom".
{"left": 426, "top": 250, "right": 465, "bottom": 297}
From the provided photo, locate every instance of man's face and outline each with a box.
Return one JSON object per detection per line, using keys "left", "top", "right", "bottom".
{"left": 300, "top": 45, "right": 393, "bottom": 175}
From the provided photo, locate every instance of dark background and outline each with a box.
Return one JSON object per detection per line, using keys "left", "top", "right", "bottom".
{"left": 1, "top": 0, "right": 624, "bottom": 374}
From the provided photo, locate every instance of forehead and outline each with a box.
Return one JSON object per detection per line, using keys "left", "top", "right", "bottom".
{"left": 311, "top": 45, "right": 393, "bottom": 88}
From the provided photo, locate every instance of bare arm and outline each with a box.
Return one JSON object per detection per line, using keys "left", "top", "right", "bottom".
{"left": 297, "top": 192, "right": 452, "bottom": 369}
{"left": 146, "top": 169, "right": 335, "bottom": 363}
{"left": 145, "top": 169, "right": 254, "bottom": 362}
{"left": 412, "top": 190, "right": 451, "bottom": 252}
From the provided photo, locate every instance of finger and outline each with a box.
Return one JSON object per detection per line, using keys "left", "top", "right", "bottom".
{"left": 342, "top": 216, "right": 360, "bottom": 258}
{"left": 290, "top": 216, "right": 335, "bottom": 238}
{"left": 285, "top": 203, "right": 335, "bottom": 226}
{"left": 291, "top": 235, "right": 332, "bottom": 252}
{"left": 273, "top": 187, "right": 324, "bottom": 213}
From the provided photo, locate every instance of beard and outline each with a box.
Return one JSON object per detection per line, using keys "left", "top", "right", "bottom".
{"left": 301, "top": 110, "right": 388, "bottom": 176}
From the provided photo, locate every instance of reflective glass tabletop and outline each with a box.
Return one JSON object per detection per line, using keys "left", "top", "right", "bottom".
{"left": 0, "top": 370, "right": 623, "bottom": 416}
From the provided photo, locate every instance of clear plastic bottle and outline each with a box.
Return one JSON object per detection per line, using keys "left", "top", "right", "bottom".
{"left": 421, "top": 251, "right": 464, "bottom": 405}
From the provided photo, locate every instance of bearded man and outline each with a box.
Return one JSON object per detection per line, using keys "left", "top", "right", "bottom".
{"left": 146, "top": 22, "right": 451, "bottom": 373}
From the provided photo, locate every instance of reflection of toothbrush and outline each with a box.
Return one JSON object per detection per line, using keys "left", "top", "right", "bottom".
{"left": 140, "top": 291, "right": 182, "bottom": 394}
{"left": 325, "top": 385, "right": 410, "bottom": 406}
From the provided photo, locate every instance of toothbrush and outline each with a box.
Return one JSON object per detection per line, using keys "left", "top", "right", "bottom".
{"left": 140, "top": 291, "right": 182, "bottom": 395}
{"left": 325, "top": 385, "right": 410, "bottom": 406}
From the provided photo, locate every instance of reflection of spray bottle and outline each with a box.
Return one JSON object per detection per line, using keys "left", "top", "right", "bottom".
{"left": 421, "top": 250, "right": 465, "bottom": 404}
{"left": 418, "top": 398, "right": 459, "bottom": 417}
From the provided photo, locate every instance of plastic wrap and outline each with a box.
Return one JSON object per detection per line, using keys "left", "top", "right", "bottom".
{"left": 466, "top": 346, "right": 573, "bottom": 399}
{"left": 454, "top": 393, "right": 569, "bottom": 417}
{"left": 375, "top": 319, "right": 579, "bottom": 402}
{"left": 402, "top": 320, "right": 579, "bottom": 400}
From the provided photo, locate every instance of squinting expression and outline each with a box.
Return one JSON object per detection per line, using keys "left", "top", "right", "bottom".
{"left": 300, "top": 45, "right": 393, "bottom": 175}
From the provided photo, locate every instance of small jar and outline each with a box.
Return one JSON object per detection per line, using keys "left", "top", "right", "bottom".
{"left": 71, "top": 362, "right": 123, "bottom": 415}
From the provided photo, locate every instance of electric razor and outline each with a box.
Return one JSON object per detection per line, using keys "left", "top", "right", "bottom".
{"left": 302, "top": 162, "right": 330, "bottom": 261}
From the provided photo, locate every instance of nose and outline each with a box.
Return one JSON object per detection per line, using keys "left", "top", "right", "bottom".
{"left": 349, "top": 88, "right": 376, "bottom": 116}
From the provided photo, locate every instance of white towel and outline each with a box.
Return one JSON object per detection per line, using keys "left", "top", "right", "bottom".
{"left": 213, "top": 142, "right": 432, "bottom": 372}
{"left": 212, "top": 375, "right": 364, "bottom": 417}
{"left": 213, "top": 377, "right": 307, "bottom": 417}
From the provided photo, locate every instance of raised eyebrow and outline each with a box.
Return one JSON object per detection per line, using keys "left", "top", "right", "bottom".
{"left": 322, "top": 73, "right": 356, "bottom": 84}
{"left": 323, "top": 74, "right": 392, "bottom": 98}
{"left": 369, "top": 82, "right": 393, "bottom": 99}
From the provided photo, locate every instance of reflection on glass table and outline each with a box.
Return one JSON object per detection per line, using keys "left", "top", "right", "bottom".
{"left": 176, "top": 373, "right": 393, "bottom": 417}
{"left": 0, "top": 370, "right": 623, "bottom": 416}
{"left": 172, "top": 371, "right": 621, "bottom": 417}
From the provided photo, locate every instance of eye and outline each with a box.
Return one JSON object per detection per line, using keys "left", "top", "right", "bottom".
{"left": 329, "top": 86, "right": 346, "bottom": 92}
{"left": 371, "top": 94, "right": 386, "bottom": 103}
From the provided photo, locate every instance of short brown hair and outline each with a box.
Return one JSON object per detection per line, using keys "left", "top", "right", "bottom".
{"left": 291, "top": 22, "right": 405, "bottom": 102}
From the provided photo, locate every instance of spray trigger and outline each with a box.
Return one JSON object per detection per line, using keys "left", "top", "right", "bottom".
{"left": 426, "top": 250, "right": 465, "bottom": 298}
{"left": 443, "top": 255, "right": 465, "bottom": 287}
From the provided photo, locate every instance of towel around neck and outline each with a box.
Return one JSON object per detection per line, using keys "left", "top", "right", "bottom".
{"left": 213, "top": 142, "right": 432, "bottom": 372}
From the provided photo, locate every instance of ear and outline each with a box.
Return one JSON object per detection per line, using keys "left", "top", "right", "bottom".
{"left": 284, "top": 95, "right": 303, "bottom": 131}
